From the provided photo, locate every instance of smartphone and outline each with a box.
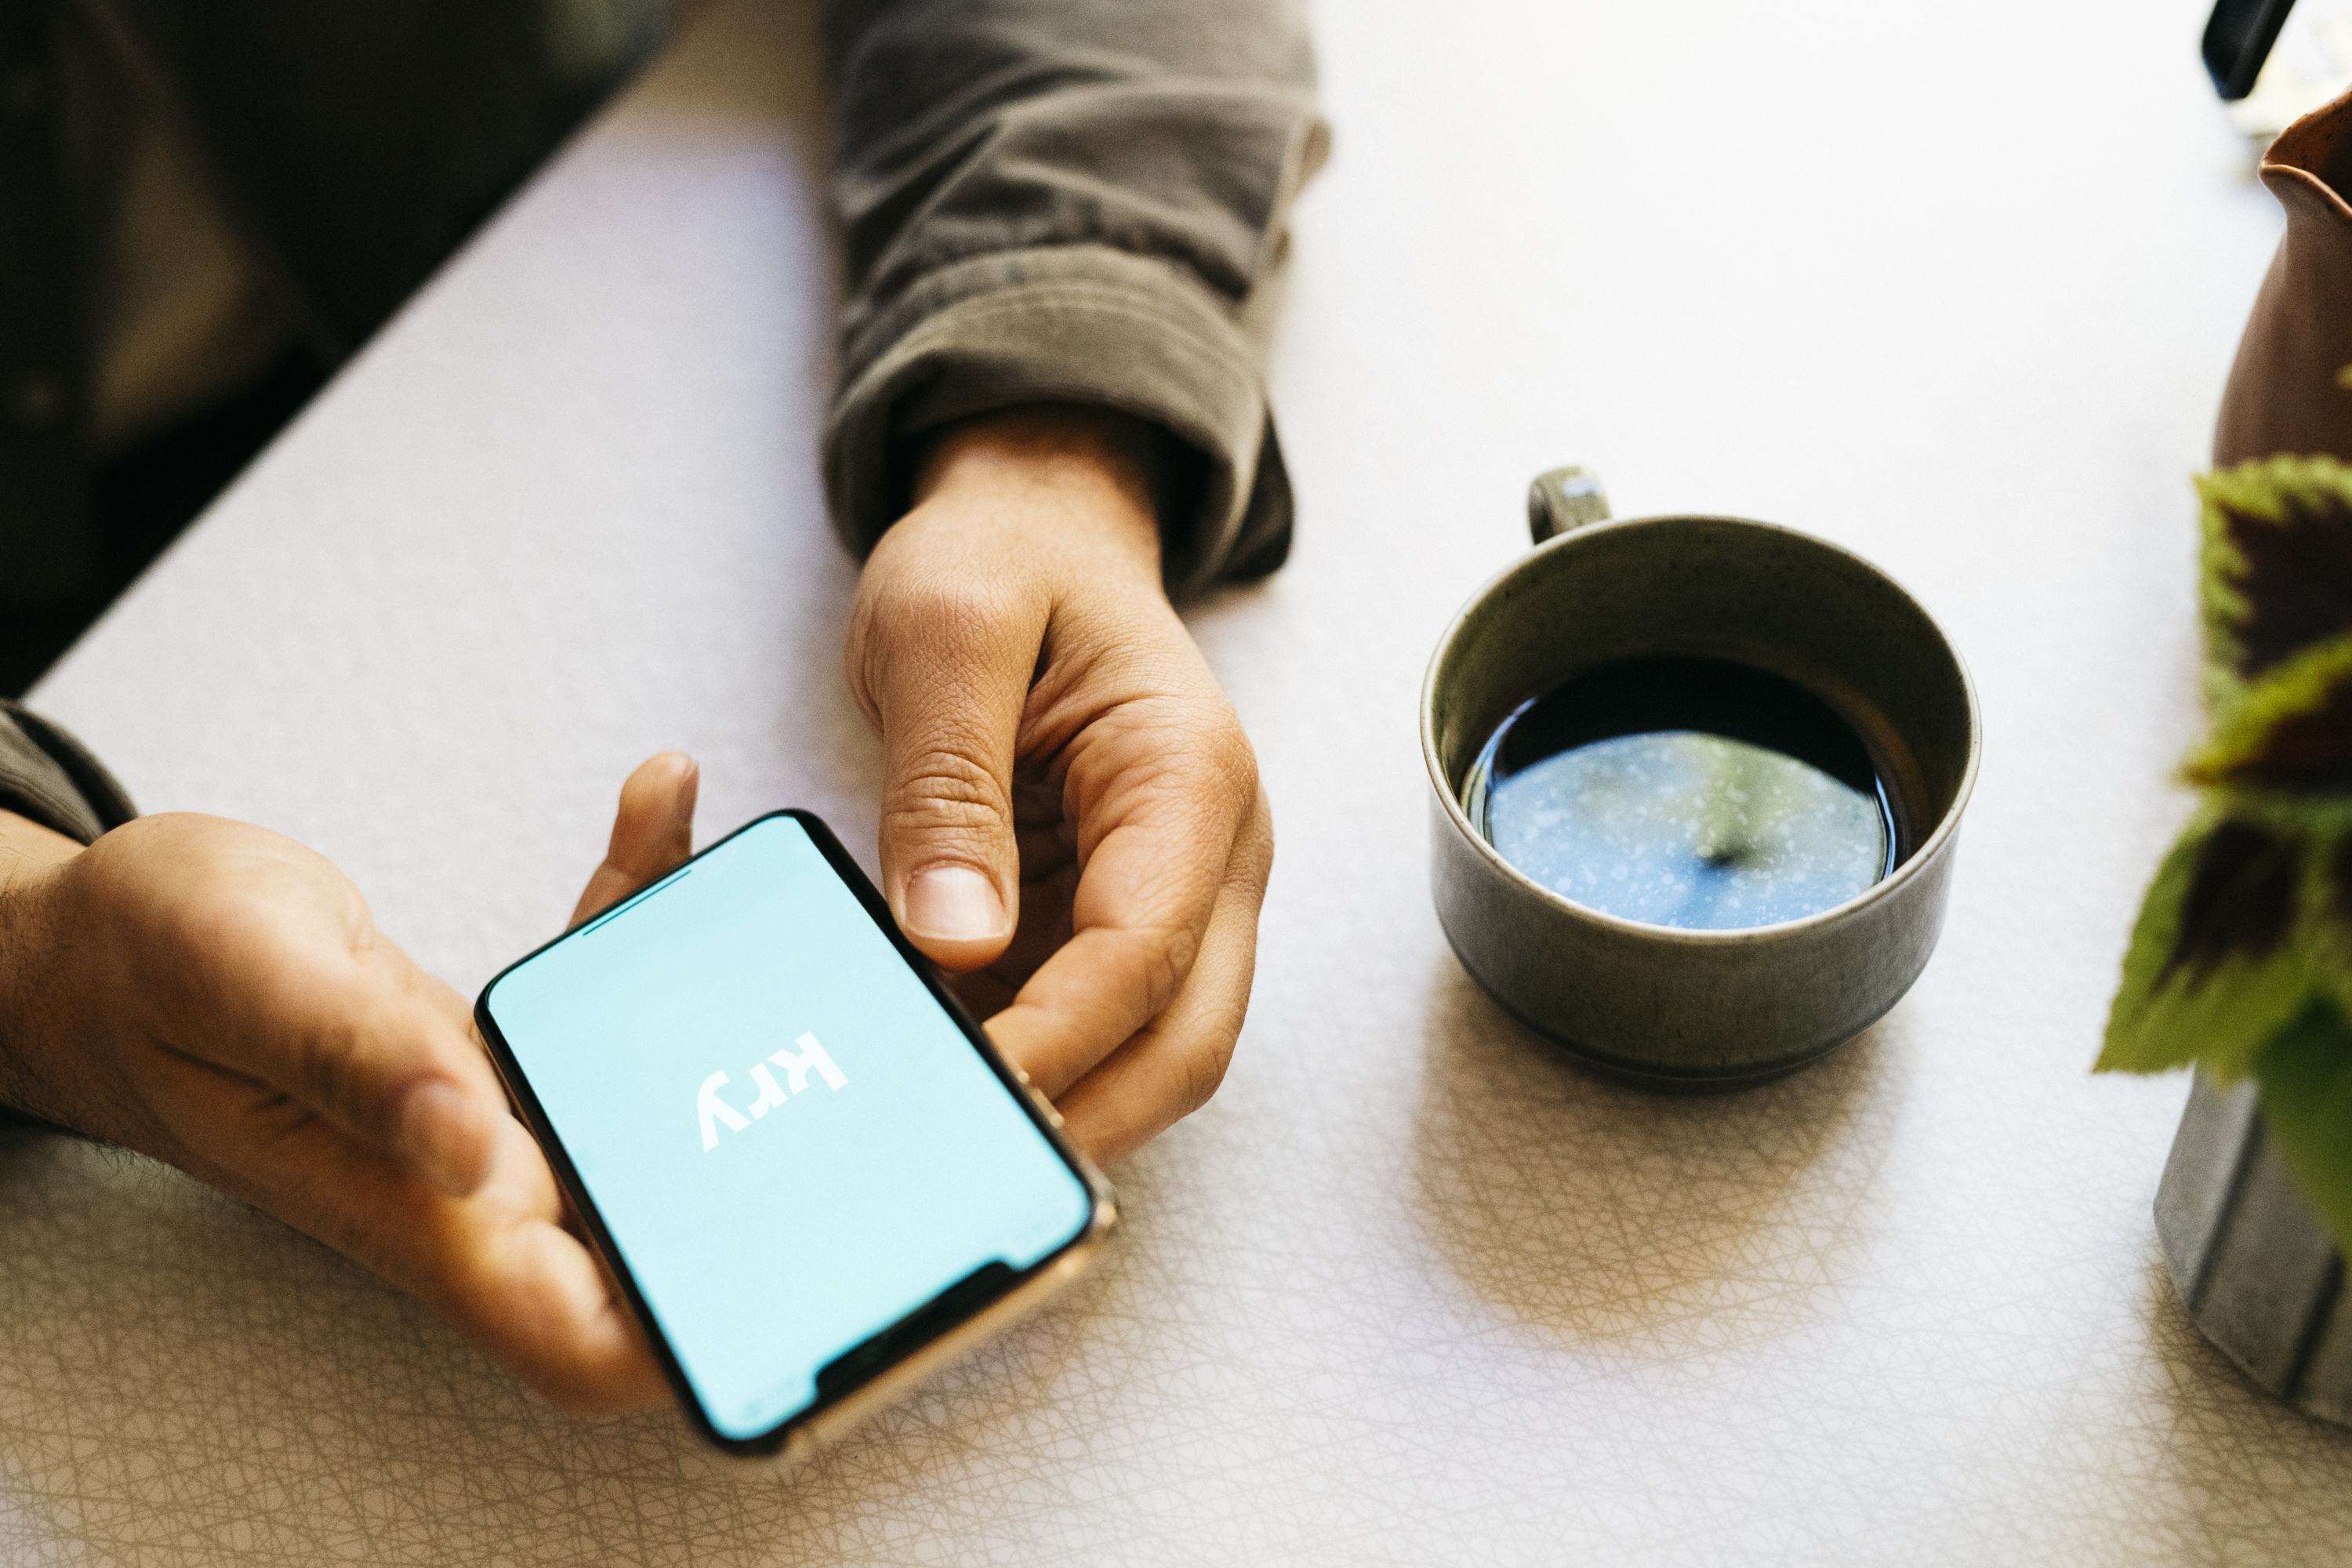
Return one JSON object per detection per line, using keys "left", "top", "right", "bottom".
{"left": 2203, "top": 0, "right": 2297, "bottom": 100}
{"left": 474, "top": 810, "right": 1113, "bottom": 1458}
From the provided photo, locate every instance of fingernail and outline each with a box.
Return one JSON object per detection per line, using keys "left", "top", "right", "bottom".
{"left": 400, "top": 1080, "right": 483, "bottom": 1198}
{"left": 904, "top": 866, "right": 1005, "bottom": 942}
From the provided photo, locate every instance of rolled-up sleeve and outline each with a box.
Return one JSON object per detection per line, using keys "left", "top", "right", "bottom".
{"left": 822, "top": 0, "right": 1327, "bottom": 597}
{"left": 0, "top": 701, "right": 134, "bottom": 846}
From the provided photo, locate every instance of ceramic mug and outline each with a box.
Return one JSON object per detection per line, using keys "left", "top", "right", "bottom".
{"left": 1421, "top": 466, "right": 1981, "bottom": 1091}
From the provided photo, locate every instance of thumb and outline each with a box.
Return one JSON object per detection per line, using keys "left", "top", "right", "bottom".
{"left": 570, "top": 753, "right": 699, "bottom": 930}
{"left": 858, "top": 592, "right": 1032, "bottom": 972}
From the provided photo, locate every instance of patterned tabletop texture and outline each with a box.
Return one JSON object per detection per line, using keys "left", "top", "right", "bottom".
{"left": 15, "top": 0, "right": 2352, "bottom": 1561}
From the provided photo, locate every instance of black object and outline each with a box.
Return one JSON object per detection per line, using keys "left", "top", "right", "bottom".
{"left": 2206, "top": 0, "right": 2299, "bottom": 100}
{"left": 815, "top": 1261, "right": 1018, "bottom": 1404}
{"left": 0, "top": 0, "right": 92, "bottom": 606}
{"left": 0, "top": 1, "right": 665, "bottom": 691}
{"left": 0, "top": 350, "right": 326, "bottom": 696}
{"left": 474, "top": 810, "right": 1103, "bottom": 1459}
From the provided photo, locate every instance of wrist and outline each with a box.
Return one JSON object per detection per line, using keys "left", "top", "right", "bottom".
{"left": 0, "top": 811, "right": 85, "bottom": 1126}
{"left": 909, "top": 403, "right": 1171, "bottom": 579}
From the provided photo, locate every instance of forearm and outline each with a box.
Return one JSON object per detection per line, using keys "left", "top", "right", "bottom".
{"left": 913, "top": 403, "right": 1172, "bottom": 544}
{"left": 822, "top": 0, "right": 1327, "bottom": 596}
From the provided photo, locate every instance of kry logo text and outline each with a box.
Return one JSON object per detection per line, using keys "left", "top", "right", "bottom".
{"left": 698, "top": 1032, "right": 848, "bottom": 1151}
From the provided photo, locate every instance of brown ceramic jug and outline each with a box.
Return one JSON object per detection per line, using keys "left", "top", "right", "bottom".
{"left": 2216, "top": 86, "right": 2352, "bottom": 466}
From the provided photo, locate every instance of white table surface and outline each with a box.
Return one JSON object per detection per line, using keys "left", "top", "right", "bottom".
{"left": 11, "top": 0, "right": 2348, "bottom": 1561}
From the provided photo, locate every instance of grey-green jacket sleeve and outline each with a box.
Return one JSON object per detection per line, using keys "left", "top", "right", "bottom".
{"left": 0, "top": 701, "right": 135, "bottom": 845}
{"left": 822, "top": 0, "right": 1328, "bottom": 597}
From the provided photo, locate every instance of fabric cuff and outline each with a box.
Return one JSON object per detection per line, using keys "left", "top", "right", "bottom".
{"left": 0, "top": 700, "right": 136, "bottom": 845}
{"left": 825, "top": 245, "right": 1294, "bottom": 599}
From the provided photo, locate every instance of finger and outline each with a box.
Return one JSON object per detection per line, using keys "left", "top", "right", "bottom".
{"left": 852, "top": 569, "right": 1042, "bottom": 971}
{"left": 570, "top": 753, "right": 699, "bottom": 930}
{"left": 1027, "top": 787, "right": 1272, "bottom": 1164}
{"left": 955, "top": 831, "right": 1078, "bottom": 1006}
{"left": 163, "top": 1083, "right": 667, "bottom": 1414}
{"left": 412, "top": 1116, "right": 671, "bottom": 1414}
{"left": 950, "top": 860, "right": 1073, "bottom": 1019}
{"left": 165, "top": 891, "right": 510, "bottom": 1201}
{"left": 949, "top": 782, "right": 1080, "bottom": 1016}
{"left": 983, "top": 699, "right": 1258, "bottom": 1095}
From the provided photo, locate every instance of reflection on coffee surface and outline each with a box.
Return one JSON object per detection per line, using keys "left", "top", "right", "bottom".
{"left": 1461, "top": 655, "right": 1895, "bottom": 930}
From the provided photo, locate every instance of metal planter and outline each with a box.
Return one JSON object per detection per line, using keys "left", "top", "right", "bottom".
{"left": 2156, "top": 1073, "right": 2352, "bottom": 1424}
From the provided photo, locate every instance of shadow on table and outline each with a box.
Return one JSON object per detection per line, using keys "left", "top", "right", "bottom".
{"left": 0, "top": 1123, "right": 1141, "bottom": 1562}
{"left": 2108, "top": 1249, "right": 2352, "bottom": 1555}
{"left": 0, "top": 1132, "right": 682, "bottom": 1546}
{"left": 1410, "top": 954, "right": 1904, "bottom": 1357}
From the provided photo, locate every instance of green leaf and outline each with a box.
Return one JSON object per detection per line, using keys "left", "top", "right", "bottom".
{"left": 2300, "top": 826, "right": 2352, "bottom": 1022}
{"left": 2256, "top": 1000, "right": 2352, "bottom": 1258}
{"left": 2198, "top": 456, "right": 2352, "bottom": 713}
{"left": 2187, "top": 635, "right": 2352, "bottom": 788}
{"left": 2101, "top": 816, "right": 2315, "bottom": 1078}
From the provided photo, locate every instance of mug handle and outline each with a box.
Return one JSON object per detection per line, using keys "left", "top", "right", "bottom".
{"left": 1527, "top": 466, "right": 1612, "bottom": 544}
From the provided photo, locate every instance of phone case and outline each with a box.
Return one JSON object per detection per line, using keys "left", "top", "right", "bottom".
{"left": 475, "top": 809, "right": 1117, "bottom": 1460}
{"left": 779, "top": 1117, "right": 1116, "bottom": 1465}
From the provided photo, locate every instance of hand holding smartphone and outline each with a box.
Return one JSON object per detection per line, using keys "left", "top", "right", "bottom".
{"left": 476, "top": 811, "right": 1112, "bottom": 1457}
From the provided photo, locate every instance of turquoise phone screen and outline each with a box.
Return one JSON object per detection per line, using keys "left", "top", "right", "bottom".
{"left": 481, "top": 816, "right": 1093, "bottom": 1441}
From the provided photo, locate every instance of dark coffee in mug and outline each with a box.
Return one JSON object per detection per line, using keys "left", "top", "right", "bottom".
{"left": 1459, "top": 655, "right": 1897, "bottom": 931}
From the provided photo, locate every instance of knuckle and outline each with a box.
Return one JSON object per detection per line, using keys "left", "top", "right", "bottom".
{"left": 1138, "top": 998, "right": 1241, "bottom": 1124}
{"left": 850, "top": 563, "right": 1028, "bottom": 713}
{"left": 876, "top": 568, "right": 1022, "bottom": 654}
{"left": 1237, "top": 800, "right": 1276, "bottom": 890}
{"left": 1202, "top": 722, "right": 1258, "bottom": 798}
{"left": 1127, "top": 700, "right": 1257, "bottom": 811}
{"left": 882, "top": 746, "right": 1011, "bottom": 837}
{"left": 289, "top": 1007, "right": 376, "bottom": 1127}
{"left": 1131, "top": 920, "right": 1200, "bottom": 1019}
{"left": 1179, "top": 1039, "right": 1235, "bottom": 1116}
